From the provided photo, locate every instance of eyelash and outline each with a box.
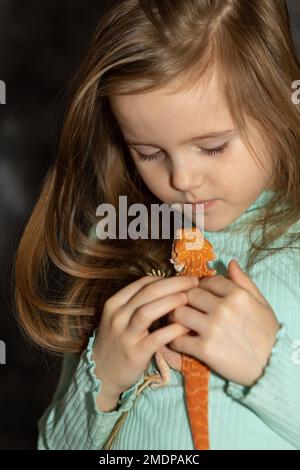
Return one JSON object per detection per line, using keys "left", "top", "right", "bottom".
{"left": 137, "top": 142, "right": 229, "bottom": 162}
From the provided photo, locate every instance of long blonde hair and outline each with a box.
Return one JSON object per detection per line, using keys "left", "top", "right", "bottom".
{"left": 14, "top": 0, "right": 300, "bottom": 355}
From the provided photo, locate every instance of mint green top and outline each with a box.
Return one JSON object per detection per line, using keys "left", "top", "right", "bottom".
{"left": 38, "top": 190, "right": 300, "bottom": 450}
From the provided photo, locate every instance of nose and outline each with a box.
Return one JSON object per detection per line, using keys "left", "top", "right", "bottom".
{"left": 170, "top": 160, "right": 204, "bottom": 192}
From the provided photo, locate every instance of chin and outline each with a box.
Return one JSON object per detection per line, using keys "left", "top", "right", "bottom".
{"left": 190, "top": 211, "right": 226, "bottom": 232}
{"left": 203, "top": 219, "right": 229, "bottom": 232}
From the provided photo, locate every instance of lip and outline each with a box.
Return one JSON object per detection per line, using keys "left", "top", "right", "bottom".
{"left": 191, "top": 199, "right": 217, "bottom": 211}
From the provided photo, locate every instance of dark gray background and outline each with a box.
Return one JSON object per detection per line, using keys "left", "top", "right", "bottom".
{"left": 0, "top": 0, "right": 299, "bottom": 450}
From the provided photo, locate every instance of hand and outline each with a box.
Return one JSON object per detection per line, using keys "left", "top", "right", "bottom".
{"left": 167, "top": 260, "right": 281, "bottom": 387}
{"left": 92, "top": 274, "right": 199, "bottom": 396}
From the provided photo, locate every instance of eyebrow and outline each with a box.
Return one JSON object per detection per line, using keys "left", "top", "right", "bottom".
{"left": 126, "top": 129, "right": 236, "bottom": 147}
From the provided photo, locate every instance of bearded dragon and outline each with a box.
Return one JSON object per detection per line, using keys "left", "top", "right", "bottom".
{"left": 145, "top": 226, "right": 216, "bottom": 450}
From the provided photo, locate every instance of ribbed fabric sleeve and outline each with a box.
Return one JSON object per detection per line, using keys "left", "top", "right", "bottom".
{"left": 225, "top": 322, "right": 300, "bottom": 448}
{"left": 37, "top": 328, "right": 146, "bottom": 449}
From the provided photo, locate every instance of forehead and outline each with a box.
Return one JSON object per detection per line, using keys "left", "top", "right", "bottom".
{"left": 109, "top": 72, "right": 234, "bottom": 145}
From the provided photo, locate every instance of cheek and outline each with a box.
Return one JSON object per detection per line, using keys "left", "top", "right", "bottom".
{"left": 135, "top": 163, "right": 170, "bottom": 194}
{"left": 237, "top": 135, "right": 273, "bottom": 180}
{"left": 131, "top": 155, "right": 156, "bottom": 181}
{"left": 225, "top": 143, "right": 269, "bottom": 189}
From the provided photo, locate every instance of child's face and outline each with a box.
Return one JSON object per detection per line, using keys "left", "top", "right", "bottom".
{"left": 109, "top": 72, "right": 275, "bottom": 232}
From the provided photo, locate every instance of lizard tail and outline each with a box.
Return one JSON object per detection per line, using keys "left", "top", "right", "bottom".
{"left": 182, "top": 354, "right": 210, "bottom": 450}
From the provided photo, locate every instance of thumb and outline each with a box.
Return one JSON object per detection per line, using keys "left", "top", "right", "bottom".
{"left": 227, "top": 259, "right": 268, "bottom": 305}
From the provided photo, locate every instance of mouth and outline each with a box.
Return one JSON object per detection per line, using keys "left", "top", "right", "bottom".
{"left": 191, "top": 200, "right": 217, "bottom": 211}
{"left": 184, "top": 197, "right": 213, "bottom": 204}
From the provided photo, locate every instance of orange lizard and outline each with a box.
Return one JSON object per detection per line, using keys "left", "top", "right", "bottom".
{"left": 146, "top": 226, "right": 216, "bottom": 450}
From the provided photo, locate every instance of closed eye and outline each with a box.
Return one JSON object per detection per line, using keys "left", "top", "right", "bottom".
{"left": 136, "top": 142, "right": 229, "bottom": 162}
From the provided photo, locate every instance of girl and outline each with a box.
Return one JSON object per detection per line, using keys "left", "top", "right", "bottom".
{"left": 14, "top": 0, "right": 300, "bottom": 450}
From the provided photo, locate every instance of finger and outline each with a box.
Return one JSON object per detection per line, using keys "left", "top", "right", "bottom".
{"left": 198, "top": 274, "right": 234, "bottom": 297}
{"left": 128, "top": 291, "right": 188, "bottom": 337}
{"left": 186, "top": 286, "right": 219, "bottom": 314}
{"left": 140, "top": 322, "right": 190, "bottom": 357}
{"left": 169, "top": 333, "right": 202, "bottom": 358}
{"left": 126, "top": 275, "right": 199, "bottom": 317}
{"left": 105, "top": 275, "right": 164, "bottom": 312}
{"left": 168, "top": 305, "right": 209, "bottom": 336}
